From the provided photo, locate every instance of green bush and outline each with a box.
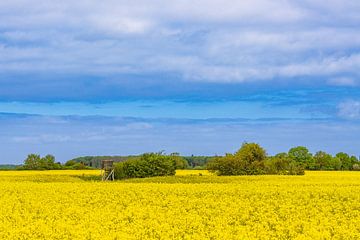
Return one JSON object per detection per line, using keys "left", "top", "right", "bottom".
{"left": 65, "top": 160, "right": 77, "bottom": 167}
{"left": 265, "top": 154, "right": 290, "bottom": 175}
{"left": 114, "top": 153, "right": 176, "bottom": 179}
{"left": 71, "top": 162, "right": 88, "bottom": 170}
{"left": 170, "top": 153, "right": 189, "bottom": 169}
{"left": 265, "top": 153, "right": 304, "bottom": 175}
{"left": 207, "top": 143, "right": 267, "bottom": 175}
{"left": 207, "top": 143, "right": 304, "bottom": 176}
{"left": 22, "top": 154, "right": 61, "bottom": 170}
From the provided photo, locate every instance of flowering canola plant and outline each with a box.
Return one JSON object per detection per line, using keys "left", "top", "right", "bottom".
{"left": 0, "top": 170, "right": 360, "bottom": 239}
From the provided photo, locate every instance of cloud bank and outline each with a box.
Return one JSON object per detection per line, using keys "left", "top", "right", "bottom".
{"left": 0, "top": 0, "right": 359, "bottom": 85}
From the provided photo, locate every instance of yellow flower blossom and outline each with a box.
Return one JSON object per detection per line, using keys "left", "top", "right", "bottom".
{"left": 0, "top": 170, "right": 359, "bottom": 239}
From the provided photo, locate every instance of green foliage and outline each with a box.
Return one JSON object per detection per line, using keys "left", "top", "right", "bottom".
{"left": 68, "top": 154, "right": 215, "bottom": 169}
{"left": 207, "top": 154, "right": 239, "bottom": 175}
{"left": 234, "top": 142, "right": 267, "bottom": 174}
{"left": 288, "top": 146, "right": 313, "bottom": 168}
{"left": 23, "top": 154, "right": 41, "bottom": 169}
{"left": 71, "top": 163, "right": 88, "bottom": 170}
{"left": 22, "top": 154, "right": 61, "bottom": 170}
{"left": 17, "top": 148, "right": 360, "bottom": 174}
{"left": 42, "top": 154, "right": 60, "bottom": 170}
{"left": 265, "top": 154, "right": 290, "bottom": 174}
{"left": 65, "top": 160, "right": 77, "bottom": 167}
{"left": 114, "top": 152, "right": 176, "bottom": 179}
{"left": 329, "top": 157, "right": 342, "bottom": 170}
{"left": 170, "top": 153, "right": 189, "bottom": 169}
{"left": 266, "top": 153, "right": 305, "bottom": 175}
{"left": 208, "top": 143, "right": 271, "bottom": 175}
{"left": 20, "top": 154, "right": 92, "bottom": 170}
{"left": 0, "top": 165, "right": 18, "bottom": 170}
{"left": 297, "top": 151, "right": 358, "bottom": 171}
{"left": 287, "top": 161, "right": 305, "bottom": 175}
{"left": 313, "top": 151, "right": 334, "bottom": 170}
{"left": 336, "top": 152, "right": 358, "bottom": 170}
{"left": 68, "top": 156, "right": 138, "bottom": 168}
{"left": 208, "top": 144, "right": 304, "bottom": 176}
{"left": 183, "top": 156, "right": 215, "bottom": 168}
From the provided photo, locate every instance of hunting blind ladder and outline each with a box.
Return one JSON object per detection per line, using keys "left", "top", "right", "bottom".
{"left": 101, "top": 160, "right": 115, "bottom": 181}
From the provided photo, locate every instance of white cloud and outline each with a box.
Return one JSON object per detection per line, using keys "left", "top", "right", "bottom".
{"left": 327, "top": 77, "right": 357, "bottom": 87}
{"left": 144, "top": 53, "right": 360, "bottom": 83}
{"left": 337, "top": 100, "right": 360, "bottom": 120}
{"left": 206, "top": 29, "right": 360, "bottom": 55}
{"left": 159, "top": 0, "right": 306, "bottom": 23}
{"left": 90, "top": 17, "right": 153, "bottom": 34}
{"left": 0, "top": 0, "right": 359, "bottom": 83}
{"left": 11, "top": 134, "right": 71, "bottom": 143}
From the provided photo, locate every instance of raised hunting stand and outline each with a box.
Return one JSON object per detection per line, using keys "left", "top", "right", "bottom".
{"left": 101, "top": 160, "right": 115, "bottom": 181}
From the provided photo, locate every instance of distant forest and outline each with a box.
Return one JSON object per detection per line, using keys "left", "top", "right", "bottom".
{"left": 0, "top": 164, "right": 18, "bottom": 170}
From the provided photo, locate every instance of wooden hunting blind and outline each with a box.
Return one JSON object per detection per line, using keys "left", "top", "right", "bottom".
{"left": 101, "top": 160, "right": 114, "bottom": 181}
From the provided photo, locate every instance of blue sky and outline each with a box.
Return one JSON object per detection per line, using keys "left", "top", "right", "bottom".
{"left": 1, "top": 0, "right": 360, "bottom": 163}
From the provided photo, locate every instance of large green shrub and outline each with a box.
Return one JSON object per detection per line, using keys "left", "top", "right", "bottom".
{"left": 114, "top": 153, "right": 176, "bottom": 179}
{"left": 207, "top": 143, "right": 304, "bottom": 176}
{"left": 170, "top": 153, "right": 189, "bottom": 169}
{"left": 265, "top": 153, "right": 305, "bottom": 175}
{"left": 207, "top": 143, "right": 267, "bottom": 175}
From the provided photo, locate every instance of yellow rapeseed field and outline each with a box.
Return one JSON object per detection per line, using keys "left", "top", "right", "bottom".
{"left": 1, "top": 170, "right": 360, "bottom": 239}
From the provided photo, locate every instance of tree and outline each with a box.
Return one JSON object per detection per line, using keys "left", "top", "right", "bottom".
{"left": 170, "top": 153, "right": 189, "bottom": 169}
{"left": 41, "top": 154, "right": 56, "bottom": 169}
{"left": 208, "top": 142, "right": 267, "bottom": 175}
{"left": 71, "top": 162, "right": 87, "bottom": 170}
{"left": 24, "top": 154, "right": 41, "bottom": 170}
{"left": 336, "top": 152, "right": 352, "bottom": 170}
{"left": 234, "top": 142, "right": 267, "bottom": 174}
{"left": 22, "top": 154, "right": 60, "bottom": 170}
{"left": 207, "top": 154, "right": 241, "bottom": 175}
{"left": 208, "top": 143, "right": 304, "bottom": 175}
{"left": 288, "top": 146, "right": 313, "bottom": 169}
{"left": 314, "top": 151, "right": 333, "bottom": 170}
{"left": 65, "top": 160, "right": 77, "bottom": 167}
{"left": 265, "top": 153, "right": 305, "bottom": 175}
{"left": 114, "top": 152, "right": 176, "bottom": 179}
{"left": 350, "top": 156, "right": 360, "bottom": 169}
{"left": 329, "top": 157, "right": 342, "bottom": 170}
{"left": 265, "top": 153, "right": 291, "bottom": 174}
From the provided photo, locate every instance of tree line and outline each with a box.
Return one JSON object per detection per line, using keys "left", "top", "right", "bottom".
{"left": 14, "top": 144, "right": 360, "bottom": 175}
{"left": 208, "top": 143, "right": 360, "bottom": 176}
{"left": 17, "top": 154, "right": 91, "bottom": 170}
{"left": 280, "top": 146, "right": 359, "bottom": 171}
